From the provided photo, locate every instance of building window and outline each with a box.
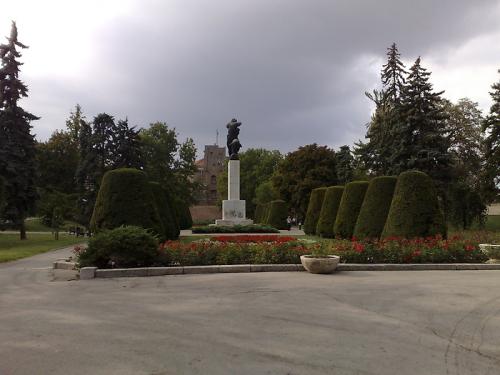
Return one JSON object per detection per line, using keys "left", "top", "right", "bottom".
{"left": 211, "top": 175, "right": 217, "bottom": 185}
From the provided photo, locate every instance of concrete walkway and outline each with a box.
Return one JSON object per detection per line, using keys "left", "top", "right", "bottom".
{"left": 1, "top": 248, "right": 500, "bottom": 374}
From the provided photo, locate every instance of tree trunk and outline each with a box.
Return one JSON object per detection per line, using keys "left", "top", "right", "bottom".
{"left": 20, "top": 217, "right": 27, "bottom": 240}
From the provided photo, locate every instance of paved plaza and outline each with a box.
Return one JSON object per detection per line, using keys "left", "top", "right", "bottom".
{"left": 1, "top": 247, "right": 500, "bottom": 375}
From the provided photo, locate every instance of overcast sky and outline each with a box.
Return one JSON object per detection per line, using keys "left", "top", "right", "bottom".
{"left": 2, "top": 0, "right": 500, "bottom": 157}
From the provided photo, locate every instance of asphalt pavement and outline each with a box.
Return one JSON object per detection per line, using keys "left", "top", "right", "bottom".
{"left": 1, "top": 247, "right": 500, "bottom": 375}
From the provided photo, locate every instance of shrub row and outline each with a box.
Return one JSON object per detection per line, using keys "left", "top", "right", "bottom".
{"left": 304, "top": 171, "right": 447, "bottom": 239}
{"left": 192, "top": 224, "right": 279, "bottom": 234}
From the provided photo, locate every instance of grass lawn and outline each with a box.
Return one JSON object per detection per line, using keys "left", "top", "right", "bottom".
{"left": 0, "top": 233, "right": 85, "bottom": 263}
{"left": 24, "top": 217, "right": 80, "bottom": 232}
{"left": 484, "top": 215, "right": 500, "bottom": 231}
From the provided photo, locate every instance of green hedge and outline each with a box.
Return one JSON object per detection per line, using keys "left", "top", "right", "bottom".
{"left": 192, "top": 224, "right": 279, "bottom": 234}
{"left": 304, "top": 187, "right": 327, "bottom": 235}
{"left": 78, "top": 226, "right": 159, "bottom": 268}
{"left": 334, "top": 181, "right": 369, "bottom": 239}
{"left": 316, "top": 186, "right": 344, "bottom": 238}
{"left": 172, "top": 198, "right": 193, "bottom": 230}
{"left": 90, "top": 168, "right": 164, "bottom": 237}
{"left": 267, "top": 200, "right": 289, "bottom": 229}
{"left": 382, "top": 170, "right": 447, "bottom": 239}
{"left": 354, "top": 176, "right": 397, "bottom": 239}
{"left": 149, "top": 182, "right": 180, "bottom": 241}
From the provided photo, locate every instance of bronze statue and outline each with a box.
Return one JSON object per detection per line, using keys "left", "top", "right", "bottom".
{"left": 226, "top": 118, "right": 242, "bottom": 160}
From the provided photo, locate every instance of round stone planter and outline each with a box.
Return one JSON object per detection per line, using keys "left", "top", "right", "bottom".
{"left": 479, "top": 244, "right": 500, "bottom": 260}
{"left": 300, "top": 255, "right": 340, "bottom": 274}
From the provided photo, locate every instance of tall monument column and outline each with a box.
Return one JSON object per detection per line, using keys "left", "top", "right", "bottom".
{"left": 215, "top": 118, "right": 253, "bottom": 226}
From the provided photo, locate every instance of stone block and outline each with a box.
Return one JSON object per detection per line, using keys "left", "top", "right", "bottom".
{"left": 95, "top": 268, "right": 148, "bottom": 278}
{"left": 219, "top": 265, "right": 251, "bottom": 273}
{"left": 250, "top": 264, "right": 299, "bottom": 272}
{"left": 80, "top": 267, "right": 97, "bottom": 280}
{"left": 222, "top": 200, "right": 246, "bottom": 220}
{"left": 147, "top": 267, "right": 183, "bottom": 276}
{"left": 183, "top": 265, "right": 220, "bottom": 274}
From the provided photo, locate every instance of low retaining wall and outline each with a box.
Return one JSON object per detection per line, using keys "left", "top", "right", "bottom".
{"left": 78, "top": 263, "right": 500, "bottom": 280}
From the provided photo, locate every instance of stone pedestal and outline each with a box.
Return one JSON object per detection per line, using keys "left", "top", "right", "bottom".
{"left": 214, "top": 160, "right": 253, "bottom": 226}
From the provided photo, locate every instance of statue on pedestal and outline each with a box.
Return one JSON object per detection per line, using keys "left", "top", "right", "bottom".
{"left": 226, "top": 118, "right": 242, "bottom": 160}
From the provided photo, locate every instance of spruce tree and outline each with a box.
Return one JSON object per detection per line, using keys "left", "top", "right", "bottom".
{"left": 482, "top": 70, "right": 500, "bottom": 202}
{"left": 381, "top": 43, "right": 406, "bottom": 104}
{"left": 356, "top": 43, "right": 406, "bottom": 175}
{"left": 0, "top": 22, "right": 38, "bottom": 239}
{"left": 395, "top": 57, "right": 452, "bottom": 187}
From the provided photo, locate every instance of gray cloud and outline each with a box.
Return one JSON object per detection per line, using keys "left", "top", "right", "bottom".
{"left": 15, "top": 0, "right": 500, "bottom": 155}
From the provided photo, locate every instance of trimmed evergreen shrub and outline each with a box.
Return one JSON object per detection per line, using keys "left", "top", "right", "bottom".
{"left": 267, "top": 200, "right": 289, "bottom": 229}
{"left": 172, "top": 198, "right": 193, "bottom": 230}
{"left": 304, "top": 187, "right": 327, "bottom": 235}
{"left": 316, "top": 186, "right": 344, "bottom": 238}
{"left": 354, "top": 176, "right": 397, "bottom": 239}
{"left": 334, "top": 181, "right": 369, "bottom": 239}
{"left": 258, "top": 202, "right": 271, "bottom": 225}
{"left": 90, "top": 168, "right": 163, "bottom": 237}
{"left": 254, "top": 203, "right": 267, "bottom": 224}
{"left": 382, "top": 170, "right": 447, "bottom": 239}
{"left": 149, "top": 182, "right": 180, "bottom": 240}
{"left": 78, "top": 226, "right": 159, "bottom": 268}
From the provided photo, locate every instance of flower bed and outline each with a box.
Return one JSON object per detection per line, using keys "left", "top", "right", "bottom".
{"left": 74, "top": 230, "right": 490, "bottom": 269}
{"left": 333, "top": 235, "right": 488, "bottom": 264}
{"left": 158, "top": 239, "right": 309, "bottom": 266}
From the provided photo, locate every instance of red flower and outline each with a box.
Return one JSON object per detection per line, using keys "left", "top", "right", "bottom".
{"left": 353, "top": 242, "right": 364, "bottom": 253}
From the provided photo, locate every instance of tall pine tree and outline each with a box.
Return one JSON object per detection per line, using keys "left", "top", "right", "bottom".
{"left": 0, "top": 22, "right": 38, "bottom": 239}
{"left": 356, "top": 43, "right": 406, "bottom": 175}
{"left": 482, "top": 69, "right": 500, "bottom": 202}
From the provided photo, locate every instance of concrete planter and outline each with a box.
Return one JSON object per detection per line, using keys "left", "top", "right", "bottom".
{"left": 479, "top": 244, "right": 500, "bottom": 260}
{"left": 300, "top": 255, "right": 340, "bottom": 274}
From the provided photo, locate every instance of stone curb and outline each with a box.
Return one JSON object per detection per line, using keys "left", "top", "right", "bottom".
{"left": 78, "top": 263, "right": 500, "bottom": 280}
{"left": 53, "top": 260, "right": 76, "bottom": 270}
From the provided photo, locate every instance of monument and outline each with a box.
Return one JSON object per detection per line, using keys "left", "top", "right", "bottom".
{"left": 215, "top": 118, "right": 253, "bottom": 226}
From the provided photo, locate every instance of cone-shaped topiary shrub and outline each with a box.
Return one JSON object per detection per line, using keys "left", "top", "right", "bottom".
{"left": 172, "top": 198, "right": 193, "bottom": 230}
{"left": 267, "top": 200, "right": 289, "bottom": 229}
{"left": 90, "top": 168, "right": 164, "bottom": 237}
{"left": 334, "top": 181, "right": 369, "bottom": 239}
{"left": 382, "top": 170, "right": 447, "bottom": 239}
{"left": 304, "top": 187, "right": 327, "bottom": 235}
{"left": 316, "top": 186, "right": 344, "bottom": 238}
{"left": 354, "top": 176, "right": 397, "bottom": 239}
{"left": 149, "top": 182, "right": 180, "bottom": 240}
{"left": 90, "top": 169, "right": 163, "bottom": 235}
{"left": 254, "top": 203, "right": 265, "bottom": 223}
{"left": 259, "top": 202, "right": 271, "bottom": 225}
